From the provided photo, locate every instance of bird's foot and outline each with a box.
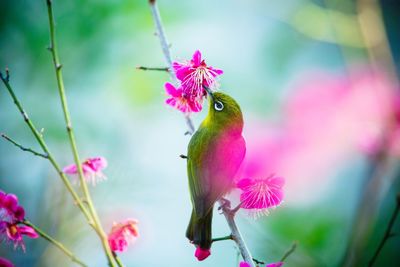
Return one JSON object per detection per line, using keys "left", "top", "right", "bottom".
{"left": 218, "top": 198, "right": 231, "bottom": 214}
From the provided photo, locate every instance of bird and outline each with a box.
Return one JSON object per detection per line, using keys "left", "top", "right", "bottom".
{"left": 185, "top": 87, "right": 246, "bottom": 261}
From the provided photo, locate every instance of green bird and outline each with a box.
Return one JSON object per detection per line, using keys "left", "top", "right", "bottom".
{"left": 186, "top": 89, "right": 246, "bottom": 260}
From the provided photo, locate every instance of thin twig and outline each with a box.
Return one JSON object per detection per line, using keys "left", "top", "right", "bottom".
{"left": 252, "top": 258, "right": 265, "bottom": 265}
{"left": 45, "top": 1, "right": 116, "bottom": 266}
{"left": 148, "top": 0, "right": 195, "bottom": 134}
{"left": 368, "top": 194, "right": 400, "bottom": 267}
{"left": 136, "top": 66, "right": 169, "bottom": 72}
{"left": 280, "top": 241, "right": 298, "bottom": 262}
{"left": 23, "top": 220, "right": 87, "bottom": 267}
{"left": 212, "top": 235, "right": 233, "bottom": 243}
{"left": 0, "top": 71, "right": 92, "bottom": 224}
{"left": 1, "top": 133, "right": 48, "bottom": 158}
{"left": 218, "top": 198, "right": 255, "bottom": 267}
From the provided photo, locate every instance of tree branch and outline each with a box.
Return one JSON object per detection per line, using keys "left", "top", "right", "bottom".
{"left": 148, "top": 0, "right": 195, "bottom": 134}
{"left": 1, "top": 133, "right": 49, "bottom": 159}
{"left": 136, "top": 66, "right": 169, "bottom": 72}
{"left": 45, "top": 1, "right": 116, "bottom": 266}
{"left": 23, "top": 220, "right": 87, "bottom": 267}
{"left": 280, "top": 241, "right": 298, "bottom": 262}
{"left": 0, "top": 70, "right": 92, "bottom": 224}
{"left": 218, "top": 198, "right": 255, "bottom": 267}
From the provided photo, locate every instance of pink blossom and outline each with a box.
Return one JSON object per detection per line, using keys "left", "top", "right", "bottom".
{"left": 173, "top": 50, "right": 223, "bottom": 99}
{"left": 236, "top": 175, "right": 284, "bottom": 218}
{"left": 0, "top": 191, "right": 25, "bottom": 222}
{"left": 0, "top": 191, "right": 38, "bottom": 251}
{"left": 165, "top": 82, "right": 202, "bottom": 113}
{"left": 0, "top": 222, "right": 38, "bottom": 251}
{"left": 108, "top": 219, "right": 139, "bottom": 252}
{"left": 63, "top": 157, "right": 108, "bottom": 185}
{"left": 194, "top": 247, "right": 211, "bottom": 261}
{"left": 0, "top": 257, "right": 15, "bottom": 267}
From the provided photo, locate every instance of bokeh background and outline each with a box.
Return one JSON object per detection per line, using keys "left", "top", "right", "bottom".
{"left": 1, "top": 0, "right": 400, "bottom": 266}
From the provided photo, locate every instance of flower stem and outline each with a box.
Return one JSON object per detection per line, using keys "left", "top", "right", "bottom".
{"left": 280, "top": 241, "right": 298, "bottom": 262}
{"left": 0, "top": 72, "right": 92, "bottom": 224}
{"left": 148, "top": 0, "right": 195, "bottom": 134}
{"left": 23, "top": 220, "right": 87, "bottom": 267}
{"left": 1, "top": 133, "right": 48, "bottom": 159}
{"left": 45, "top": 1, "right": 116, "bottom": 266}
{"left": 218, "top": 199, "right": 255, "bottom": 267}
{"left": 368, "top": 194, "right": 400, "bottom": 267}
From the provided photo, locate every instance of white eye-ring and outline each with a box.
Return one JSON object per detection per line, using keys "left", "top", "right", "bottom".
{"left": 214, "top": 101, "right": 224, "bottom": 111}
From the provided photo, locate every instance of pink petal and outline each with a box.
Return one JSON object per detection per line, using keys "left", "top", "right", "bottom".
{"left": 85, "top": 157, "right": 107, "bottom": 172}
{"left": 268, "top": 176, "right": 285, "bottom": 188}
{"left": 164, "top": 82, "right": 181, "bottom": 97}
{"left": 63, "top": 163, "right": 78, "bottom": 174}
{"left": 14, "top": 206, "right": 25, "bottom": 221}
{"left": 236, "top": 178, "right": 253, "bottom": 189}
{"left": 211, "top": 68, "right": 223, "bottom": 75}
{"left": 188, "top": 98, "right": 203, "bottom": 113}
{"left": 175, "top": 66, "right": 191, "bottom": 81}
{"left": 4, "top": 194, "right": 18, "bottom": 212}
{"left": 82, "top": 164, "right": 95, "bottom": 176}
{"left": 239, "top": 261, "right": 251, "bottom": 267}
{"left": 166, "top": 98, "right": 177, "bottom": 106}
{"left": 266, "top": 262, "right": 284, "bottom": 267}
{"left": 194, "top": 247, "right": 211, "bottom": 261}
{"left": 172, "top": 61, "right": 184, "bottom": 72}
{"left": 270, "top": 188, "right": 284, "bottom": 206}
{"left": 0, "top": 257, "right": 15, "bottom": 267}
{"left": 192, "top": 50, "right": 202, "bottom": 66}
{"left": 0, "top": 190, "right": 5, "bottom": 202}
{"left": 18, "top": 225, "right": 39, "bottom": 239}
{"left": 177, "top": 102, "right": 190, "bottom": 113}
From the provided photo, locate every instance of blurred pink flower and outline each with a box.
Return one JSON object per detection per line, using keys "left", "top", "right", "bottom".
{"left": 0, "top": 191, "right": 38, "bottom": 251}
{"left": 63, "top": 157, "right": 108, "bottom": 185}
{"left": 241, "top": 68, "right": 396, "bottom": 204}
{"left": 0, "top": 191, "right": 25, "bottom": 222}
{"left": 0, "top": 222, "right": 38, "bottom": 251}
{"left": 108, "top": 219, "right": 139, "bottom": 252}
{"left": 173, "top": 50, "right": 223, "bottom": 99}
{"left": 0, "top": 257, "right": 15, "bottom": 267}
{"left": 239, "top": 261, "right": 284, "bottom": 267}
{"left": 164, "top": 82, "right": 202, "bottom": 113}
{"left": 194, "top": 247, "right": 211, "bottom": 261}
{"left": 236, "top": 175, "right": 284, "bottom": 217}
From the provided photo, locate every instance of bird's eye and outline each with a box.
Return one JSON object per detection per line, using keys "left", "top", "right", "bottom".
{"left": 214, "top": 101, "right": 224, "bottom": 111}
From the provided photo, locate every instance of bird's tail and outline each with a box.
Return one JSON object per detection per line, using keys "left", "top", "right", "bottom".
{"left": 186, "top": 208, "right": 213, "bottom": 250}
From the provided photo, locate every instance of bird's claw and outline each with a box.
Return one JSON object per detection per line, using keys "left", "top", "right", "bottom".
{"left": 218, "top": 198, "right": 231, "bottom": 214}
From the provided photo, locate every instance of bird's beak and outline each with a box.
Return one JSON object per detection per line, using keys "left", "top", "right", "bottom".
{"left": 203, "top": 85, "right": 215, "bottom": 102}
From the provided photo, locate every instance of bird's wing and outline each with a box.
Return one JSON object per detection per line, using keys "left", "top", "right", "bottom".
{"left": 187, "top": 128, "right": 246, "bottom": 217}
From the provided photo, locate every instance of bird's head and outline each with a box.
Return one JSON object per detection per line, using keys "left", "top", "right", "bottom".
{"left": 202, "top": 87, "right": 244, "bottom": 134}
